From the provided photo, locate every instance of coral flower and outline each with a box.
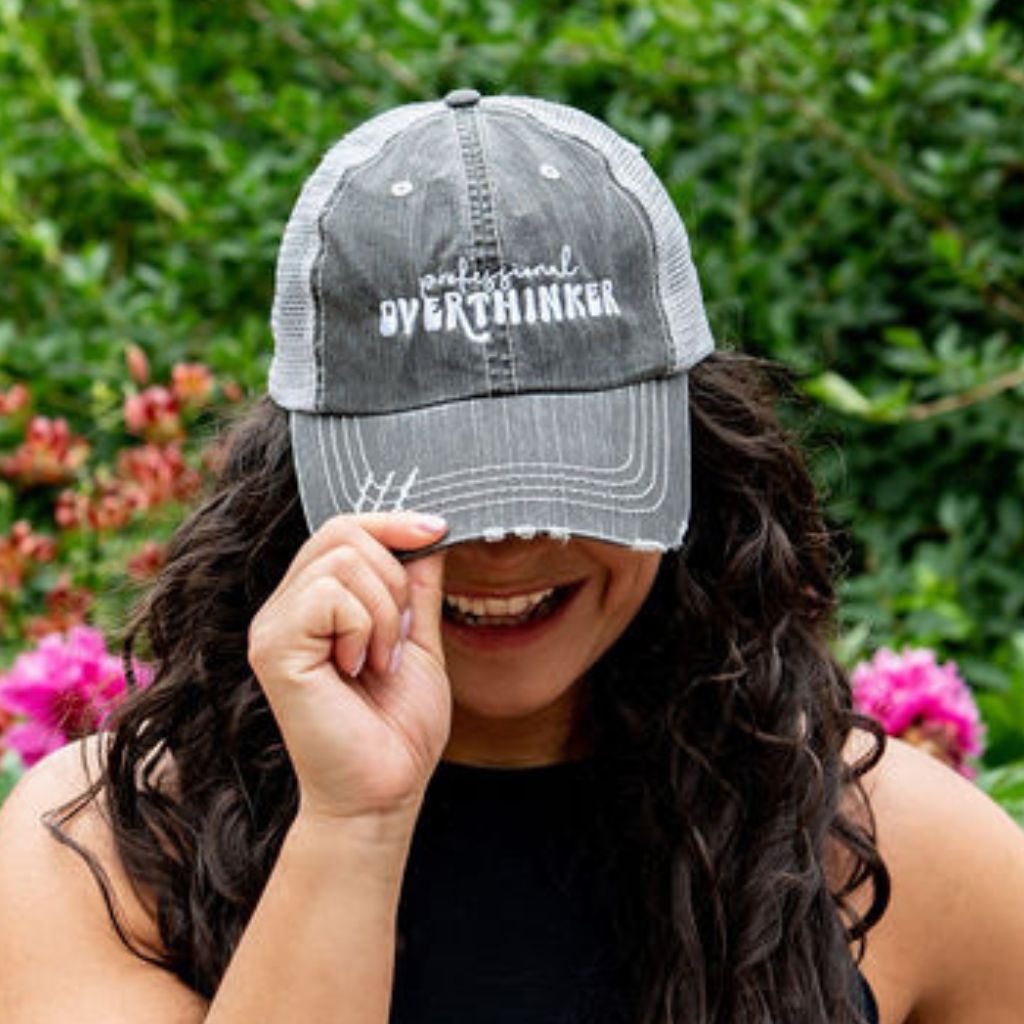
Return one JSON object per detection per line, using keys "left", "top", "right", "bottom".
{"left": 55, "top": 482, "right": 136, "bottom": 532}
{"left": 55, "top": 489, "right": 98, "bottom": 531}
{"left": 0, "top": 383, "right": 31, "bottom": 417}
{"left": 92, "top": 487, "right": 145, "bottom": 530}
{"left": 0, "top": 416, "right": 90, "bottom": 487}
{"left": 125, "top": 344, "right": 151, "bottom": 386}
{"left": 117, "top": 443, "right": 203, "bottom": 508}
{"left": 851, "top": 646, "right": 986, "bottom": 779}
{"left": 24, "top": 573, "right": 94, "bottom": 641}
{"left": 171, "top": 362, "right": 215, "bottom": 409}
{"left": 124, "top": 386, "right": 184, "bottom": 444}
{"left": 0, "top": 521, "right": 58, "bottom": 593}
{"left": 56, "top": 445, "right": 202, "bottom": 532}
{"left": 0, "top": 704, "right": 13, "bottom": 749}
{"left": 0, "top": 626, "right": 153, "bottom": 768}
{"left": 127, "top": 540, "right": 167, "bottom": 580}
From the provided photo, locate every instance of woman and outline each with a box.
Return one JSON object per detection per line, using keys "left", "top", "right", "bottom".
{"left": 2, "top": 93, "right": 1024, "bottom": 1024}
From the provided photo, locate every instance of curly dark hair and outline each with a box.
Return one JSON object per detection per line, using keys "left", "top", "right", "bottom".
{"left": 47, "top": 348, "right": 889, "bottom": 1022}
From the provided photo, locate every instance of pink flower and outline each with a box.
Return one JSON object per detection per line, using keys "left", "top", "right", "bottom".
{"left": 0, "top": 626, "right": 153, "bottom": 767}
{"left": 851, "top": 646, "right": 985, "bottom": 779}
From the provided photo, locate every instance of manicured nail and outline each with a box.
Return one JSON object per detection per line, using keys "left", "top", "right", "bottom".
{"left": 400, "top": 608, "right": 412, "bottom": 640}
{"left": 388, "top": 642, "right": 404, "bottom": 676}
{"left": 414, "top": 513, "right": 448, "bottom": 534}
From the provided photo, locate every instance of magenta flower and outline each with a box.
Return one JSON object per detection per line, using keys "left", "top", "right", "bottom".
{"left": 851, "top": 646, "right": 985, "bottom": 779}
{"left": 0, "top": 626, "right": 153, "bottom": 768}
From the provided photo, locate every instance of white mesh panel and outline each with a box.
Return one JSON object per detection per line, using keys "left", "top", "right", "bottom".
{"left": 269, "top": 101, "right": 443, "bottom": 409}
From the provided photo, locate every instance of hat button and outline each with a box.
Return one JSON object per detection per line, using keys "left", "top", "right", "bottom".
{"left": 444, "top": 88, "right": 481, "bottom": 108}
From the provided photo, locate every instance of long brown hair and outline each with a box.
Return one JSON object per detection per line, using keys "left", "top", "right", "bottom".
{"left": 48, "top": 348, "right": 889, "bottom": 1021}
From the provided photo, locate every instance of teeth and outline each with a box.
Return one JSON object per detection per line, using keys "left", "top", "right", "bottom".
{"left": 445, "top": 587, "right": 554, "bottom": 619}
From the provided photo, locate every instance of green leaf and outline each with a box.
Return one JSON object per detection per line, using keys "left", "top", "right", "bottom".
{"left": 883, "top": 326, "right": 924, "bottom": 350}
{"left": 0, "top": 766, "right": 21, "bottom": 805}
{"left": 802, "top": 372, "right": 874, "bottom": 416}
{"left": 977, "top": 761, "right": 1024, "bottom": 828}
{"left": 929, "top": 229, "right": 963, "bottom": 266}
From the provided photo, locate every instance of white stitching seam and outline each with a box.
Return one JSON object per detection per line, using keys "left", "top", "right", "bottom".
{"left": 306, "top": 408, "right": 681, "bottom": 550}
{"left": 392, "top": 382, "right": 670, "bottom": 516}
{"left": 475, "top": 108, "right": 518, "bottom": 394}
{"left": 352, "top": 467, "right": 420, "bottom": 513}
{"left": 354, "top": 470, "right": 394, "bottom": 513}
{"left": 345, "top": 382, "right": 647, "bottom": 490}
{"left": 316, "top": 379, "right": 672, "bottom": 514}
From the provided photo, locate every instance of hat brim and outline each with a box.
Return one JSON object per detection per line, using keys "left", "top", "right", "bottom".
{"left": 290, "top": 375, "right": 692, "bottom": 556}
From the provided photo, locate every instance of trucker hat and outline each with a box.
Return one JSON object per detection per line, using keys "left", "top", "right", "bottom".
{"left": 268, "top": 88, "right": 715, "bottom": 553}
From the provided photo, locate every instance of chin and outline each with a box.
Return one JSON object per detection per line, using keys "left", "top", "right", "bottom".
{"left": 448, "top": 666, "right": 582, "bottom": 721}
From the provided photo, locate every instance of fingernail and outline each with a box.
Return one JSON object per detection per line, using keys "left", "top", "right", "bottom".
{"left": 352, "top": 648, "right": 366, "bottom": 677}
{"left": 388, "top": 642, "right": 404, "bottom": 676}
{"left": 414, "top": 513, "right": 448, "bottom": 534}
{"left": 400, "top": 608, "right": 412, "bottom": 640}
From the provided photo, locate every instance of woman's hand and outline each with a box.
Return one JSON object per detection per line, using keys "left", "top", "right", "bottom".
{"left": 247, "top": 512, "right": 450, "bottom": 825}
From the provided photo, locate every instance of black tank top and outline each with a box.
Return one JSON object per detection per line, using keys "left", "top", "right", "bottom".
{"left": 392, "top": 759, "right": 879, "bottom": 1024}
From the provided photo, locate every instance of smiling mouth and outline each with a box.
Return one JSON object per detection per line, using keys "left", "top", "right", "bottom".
{"left": 442, "top": 583, "right": 581, "bottom": 628}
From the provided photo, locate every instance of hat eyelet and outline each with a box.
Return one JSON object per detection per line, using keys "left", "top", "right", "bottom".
{"left": 539, "top": 163, "right": 561, "bottom": 180}
{"left": 390, "top": 180, "right": 414, "bottom": 197}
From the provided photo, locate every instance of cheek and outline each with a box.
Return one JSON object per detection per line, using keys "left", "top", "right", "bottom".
{"left": 594, "top": 552, "right": 661, "bottom": 628}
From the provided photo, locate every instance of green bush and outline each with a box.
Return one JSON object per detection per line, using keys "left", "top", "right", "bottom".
{"left": 1, "top": 0, "right": 1022, "bottom": 776}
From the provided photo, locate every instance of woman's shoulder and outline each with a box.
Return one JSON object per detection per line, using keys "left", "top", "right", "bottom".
{"left": 0, "top": 734, "right": 114, "bottom": 859}
{"left": 840, "top": 728, "right": 1024, "bottom": 1023}
{"left": 0, "top": 737, "right": 203, "bottom": 1021}
{"left": 0, "top": 735, "right": 162, "bottom": 944}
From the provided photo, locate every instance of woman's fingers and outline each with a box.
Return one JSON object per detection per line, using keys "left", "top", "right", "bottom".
{"left": 402, "top": 551, "right": 448, "bottom": 664}
{"left": 287, "top": 542, "right": 404, "bottom": 677}
{"left": 247, "top": 512, "right": 454, "bottom": 818}
{"left": 275, "top": 512, "right": 447, "bottom": 599}
{"left": 257, "top": 512, "right": 449, "bottom": 682}
{"left": 298, "top": 574, "right": 374, "bottom": 680}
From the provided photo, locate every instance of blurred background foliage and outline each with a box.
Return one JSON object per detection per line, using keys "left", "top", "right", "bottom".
{"left": 1, "top": 0, "right": 1022, "bottom": 771}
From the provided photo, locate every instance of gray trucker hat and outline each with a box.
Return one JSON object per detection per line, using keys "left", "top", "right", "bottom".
{"left": 269, "top": 89, "right": 715, "bottom": 552}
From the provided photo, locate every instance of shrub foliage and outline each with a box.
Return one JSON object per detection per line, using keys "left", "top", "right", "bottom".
{"left": 1, "top": 0, "right": 1023, "bottom": 764}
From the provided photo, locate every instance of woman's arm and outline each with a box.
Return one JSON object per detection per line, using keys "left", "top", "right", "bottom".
{"left": 0, "top": 512, "right": 452, "bottom": 1024}
{"left": 0, "top": 738, "right": 418, "bottom": 1024}
{"left": 205, "top": 808, "right": 417, "bottom": 1023}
